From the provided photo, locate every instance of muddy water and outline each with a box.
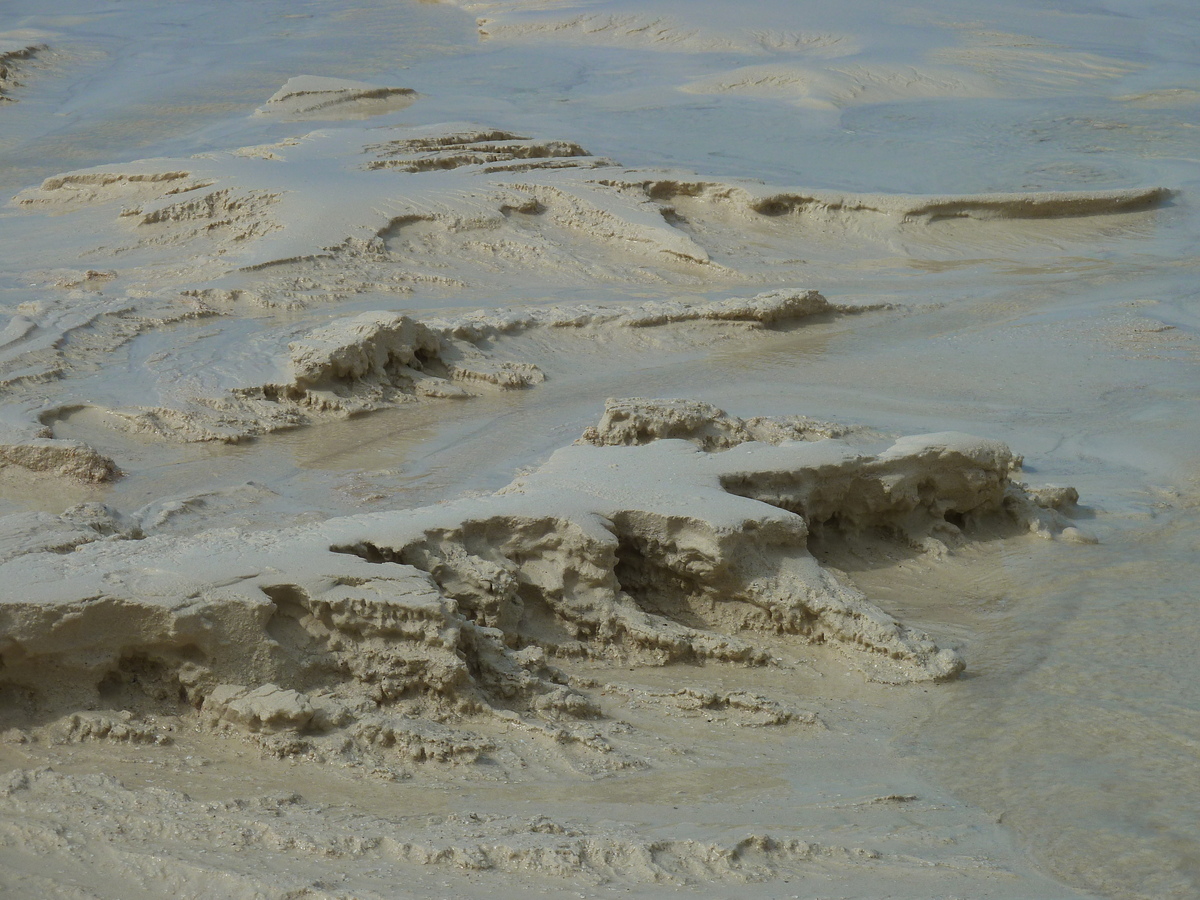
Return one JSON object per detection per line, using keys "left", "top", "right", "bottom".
{"left": 898, "top": 500, "right": 1200, "bottom": 900}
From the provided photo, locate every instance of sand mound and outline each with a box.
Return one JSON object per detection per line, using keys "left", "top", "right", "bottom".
{"left": 255, "top": 75, "right": 416, "bottom": 121}
{"left": 0, "top": 432, "right": 119, "bottom": 483}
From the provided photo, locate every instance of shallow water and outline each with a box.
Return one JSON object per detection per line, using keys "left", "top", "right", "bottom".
{"left": 2, "top": 1, "right": 1199, "bottom": 898}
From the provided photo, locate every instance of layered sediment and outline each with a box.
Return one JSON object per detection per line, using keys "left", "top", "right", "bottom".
{"left": 0, "top": 402, "right": 1087, "bottom": 782}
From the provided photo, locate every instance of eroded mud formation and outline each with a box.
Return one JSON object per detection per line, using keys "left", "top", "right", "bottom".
{"left": 0, "top": 87, "right": 1169, "bottom": 482}
{"left": 0, "top": 403, "right": 1086, "bottom": 773}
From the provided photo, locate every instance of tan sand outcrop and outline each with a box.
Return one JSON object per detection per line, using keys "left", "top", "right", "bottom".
{"left": 0, "top": 435, "right": 118, "bottom": 482}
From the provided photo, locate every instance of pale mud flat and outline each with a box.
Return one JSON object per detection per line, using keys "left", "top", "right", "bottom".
{"left": 1, "top": 1, "right": 1199, "bottom": 899}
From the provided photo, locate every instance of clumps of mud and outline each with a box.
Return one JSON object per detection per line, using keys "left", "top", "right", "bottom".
{"left": 1005, "top": 482, "right": 1094, "bottom": 543}
{"left": 579, "top": 396, "right": 866, "bottom": 450}
{"left": 38, "top": 710, "right": 172, "bottom": 746}
{"left": 246, "top": 309, "right": 542, "bottom": 411}
{"left": 0, "top": 401, "right": 1089, "bottom": 775}
{"left": 255, "top": 75, "right": 416, "bottom": 121}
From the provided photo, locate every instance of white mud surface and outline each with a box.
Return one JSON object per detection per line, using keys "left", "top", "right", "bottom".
{"left": 1, "top": 1, "right": 1199, "bottom": 899}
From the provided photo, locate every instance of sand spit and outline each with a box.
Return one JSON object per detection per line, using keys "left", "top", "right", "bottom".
{"left": 254, "top": 75, "right": 417, "bottom": 121}
{"left": 592, "top": 172, "right": 1171, "bottom": 276}
{"left": 0, "top": 407, "right": 1088, "bottom": 782}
